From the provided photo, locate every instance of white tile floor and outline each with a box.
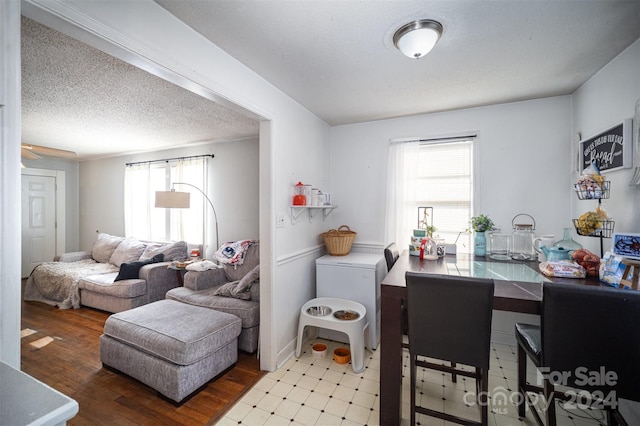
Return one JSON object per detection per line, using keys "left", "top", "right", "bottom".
{"left": 216, "top": 339, "right": 609, "bottom": 425}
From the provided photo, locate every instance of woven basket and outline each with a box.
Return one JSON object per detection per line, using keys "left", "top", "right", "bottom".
{"left": 322, "top": 225, "right": 357, "bottom": 256}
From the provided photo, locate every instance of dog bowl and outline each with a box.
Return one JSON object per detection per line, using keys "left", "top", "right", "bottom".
{"left": 333, "top": 347, "right": 351, "bottom": 364}
{"left": 307, "top": 305, "right": 332, "bottom": 316}
{"left": 312, "top": 343, "right": 328, "bottom": 358}
{"left": 333, "top": 310, "right": 360, "bottom": 320}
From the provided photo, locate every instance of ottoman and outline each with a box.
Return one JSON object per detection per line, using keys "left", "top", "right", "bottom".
{"left": 100, "top": 299, "right": 242, "bottom": 404}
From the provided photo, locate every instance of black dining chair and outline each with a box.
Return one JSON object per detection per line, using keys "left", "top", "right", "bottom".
{"left": 384, "top": 242, "right": 410, "bottom": 339}
{"left": 516, "top": 282, "right": 640, "bottom": 425}
{"left": 384, "top": 242, "right": 399, "bottom": 272}
{"left": 406, "top": 272, "right": 495, "bottom": 425}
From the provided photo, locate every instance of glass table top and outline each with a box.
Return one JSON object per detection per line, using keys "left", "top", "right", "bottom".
{"left": 445, "top": 258, "right": 550, "bottom": 283}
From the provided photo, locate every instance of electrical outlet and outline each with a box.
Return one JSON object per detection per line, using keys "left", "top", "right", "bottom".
{"left": 276, "top": 215, "right": 286, "bottom": 228}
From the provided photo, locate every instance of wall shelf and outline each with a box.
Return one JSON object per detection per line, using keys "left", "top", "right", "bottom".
{"left": 290, "top": 205, "right": 337, "bottom": 224}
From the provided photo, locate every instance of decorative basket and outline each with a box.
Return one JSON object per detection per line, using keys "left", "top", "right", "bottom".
{"left": 573, "top": 219, "right": 615, "bottom": 238}
{"left": 574, "top": 180, "right": 611, "bottom": 200}
{"left": 322, "top": 225, "right": 357, "bottom": 256}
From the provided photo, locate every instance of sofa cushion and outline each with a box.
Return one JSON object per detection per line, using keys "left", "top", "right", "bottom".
{"left": 109, "top": 237, "right": 146, "bottom": 267}
{"left": 166, "top": 287, "right": 260, "bottom": 328}
{"left": 92, "top": 233, "right": 124, "bottom": 263}
{"left": 114, "top": 254, "right": 164, "bottom": 281}
{"left": 79, "top": 273, "right": 147, "bottom": 298}
{"left": 103, "top": 299, "right": 241, "bottom": 365}
{"left": 140, "top": 241, "right": 188, "bottom": 262}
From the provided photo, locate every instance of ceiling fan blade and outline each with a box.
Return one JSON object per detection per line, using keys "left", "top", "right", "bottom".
{"left": 21, "top": 146, "right": 42, "bottom": 160}
{"left": 22, "top": 144, "right": 78, "bottom": 159}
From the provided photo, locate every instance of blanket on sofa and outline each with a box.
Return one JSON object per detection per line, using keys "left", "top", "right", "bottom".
{"left": 24, "top": 259, "right": 118, "bottom": 309}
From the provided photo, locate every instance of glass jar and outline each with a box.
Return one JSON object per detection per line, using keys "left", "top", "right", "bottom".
{"left": 511, "top": 214, "right": 536, "bottom": 260}
{"left": 553, "top": 227, "right": 583, "bottom": 251}
{"left": 293, "top": 181, "right": 306, "bottom": 205}
{"left": 488, "top": 231, "right": 511, "bottom": 260}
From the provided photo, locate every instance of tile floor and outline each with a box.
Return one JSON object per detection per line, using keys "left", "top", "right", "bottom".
{"left": 216, "top": 339, "right": 609, "bottom": 425}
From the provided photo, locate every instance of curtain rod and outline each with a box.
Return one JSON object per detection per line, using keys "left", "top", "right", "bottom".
{"left": 419, "top": 134, "right": 476, "bottom": 143}
{"left": 391, "top": 134, "right": 477, "bottom": 145}
{"left": 125, "top": 154, "right": 214, "bottom": 167}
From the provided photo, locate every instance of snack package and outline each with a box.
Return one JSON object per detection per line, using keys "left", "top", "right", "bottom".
{"left": 576, "top": 163, "right": 605, "bottom": 199}
{"left": 539, "top": 260, "right": 586, "bottom": 278}
{"left": 600, "top": 251, "right": 626, "bottom": 287}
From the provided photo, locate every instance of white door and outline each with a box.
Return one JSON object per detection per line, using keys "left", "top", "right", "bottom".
{"left": 21, "top": 174, "right": 56, "bottom": 278}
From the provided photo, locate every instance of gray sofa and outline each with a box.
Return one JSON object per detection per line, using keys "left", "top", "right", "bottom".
{"left": 166, "top": 242, "right": 260, "bottom": 353}
{"left": 24, "top": 233, "right": 199, "bottom": 313}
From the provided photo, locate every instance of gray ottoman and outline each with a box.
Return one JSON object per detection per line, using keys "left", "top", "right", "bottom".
{"left": 100, "top": 299, "right": 241, "bottom": 403}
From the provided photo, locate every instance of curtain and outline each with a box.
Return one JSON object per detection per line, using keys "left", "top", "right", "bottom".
{"left": 385, "top": 138, "right": 474, "bottom": 253}
{"left": 384, "top": 141, "right": 421, "bottom": 250}
{"left": 124, "top": 157, "right": 207, "bottom": 246}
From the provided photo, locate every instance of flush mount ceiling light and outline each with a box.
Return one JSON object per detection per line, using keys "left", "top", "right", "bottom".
{"left": 393, "top": 19, "right": 443, "bottom": 59}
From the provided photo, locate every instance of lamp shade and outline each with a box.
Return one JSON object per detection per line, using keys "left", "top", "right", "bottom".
{"left": 393, "top": 19, "right": 443, "bottom": 59}
{"left": 155, "top": 190, "right": 190, "bottom": 208}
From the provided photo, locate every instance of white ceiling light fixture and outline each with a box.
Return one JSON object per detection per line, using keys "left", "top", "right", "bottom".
{"left": 393, "top": 19, "right": 443, "bottom": 59}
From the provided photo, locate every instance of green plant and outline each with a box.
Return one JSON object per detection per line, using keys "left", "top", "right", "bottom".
{"left": 469, "top": 214, "right": 495, "bottom": 233}
{"left": 425, "top": 225, "right": 437, "bottom": 237}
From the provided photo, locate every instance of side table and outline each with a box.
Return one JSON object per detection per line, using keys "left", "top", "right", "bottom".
{"left": 167, "top": 263, "right": 188, "bottom": 286}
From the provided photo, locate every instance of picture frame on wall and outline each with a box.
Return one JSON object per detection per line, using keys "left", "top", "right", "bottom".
{"left": 578, "top": 118, "right": 632, "bottom": 173}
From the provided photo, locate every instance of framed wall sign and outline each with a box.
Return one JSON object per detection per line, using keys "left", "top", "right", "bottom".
{"left": 578, "top": 119, "right": 632, "bottom": 173}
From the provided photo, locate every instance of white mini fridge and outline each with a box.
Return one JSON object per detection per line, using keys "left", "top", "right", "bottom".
{"left": 315, "top": 253, "right": 385, "bottom": 350}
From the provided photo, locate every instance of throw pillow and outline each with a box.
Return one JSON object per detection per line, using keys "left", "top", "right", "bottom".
{"left": 109, "top": 237, "right": 146, "bottom": 267}
{"left": 140, "top": 241, "right": 188, "bottom": 262}
{"left": 92, "top": 233, "right": 124, "bottom": 263}
{"left": 213, "top": 280, "right": 252, "bottom": 300}
{"left": 236, "top": 264, "right": 260, "bottom": 293}
{"left": 115, "top": 254, "right": 164, "bottom": 281}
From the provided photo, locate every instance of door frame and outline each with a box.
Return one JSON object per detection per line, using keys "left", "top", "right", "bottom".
{"left": 21, "top": 167, "right": 66, "bottom": 257}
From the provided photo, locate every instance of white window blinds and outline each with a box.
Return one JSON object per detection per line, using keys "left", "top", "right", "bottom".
{"left": 385, "top": 137, "right": 474, "bottom": 253}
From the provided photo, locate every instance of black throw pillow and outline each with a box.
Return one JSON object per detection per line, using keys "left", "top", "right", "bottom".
{"left": 115, "top": 254, "right": 164, "bottom": 281}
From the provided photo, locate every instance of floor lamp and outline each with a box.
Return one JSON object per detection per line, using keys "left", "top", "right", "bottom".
{"left": 155, "top": 182, "right": 219, "bottom": 256}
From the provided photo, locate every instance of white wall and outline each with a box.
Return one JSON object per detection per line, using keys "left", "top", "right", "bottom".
{"left": 330, "top": 96, "right": 573, "bottom": 344}
{"left": 330, "top": 96, "right": 574, "bottom": 246}
{"left": 78, "top": 138, "right": 259, "bottom": 252}
{"left": 572, "top": 38, "right": 640, "bottom": 255}
{"left": 0, "top": 0, "right": 22, "bottom": 368}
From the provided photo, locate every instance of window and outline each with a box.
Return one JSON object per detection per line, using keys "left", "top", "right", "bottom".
{"left": 385, "top": 137, "right": 474, "bottom": 253}
{"left": 125, "top": 158, "right": 207, "bottom": 245}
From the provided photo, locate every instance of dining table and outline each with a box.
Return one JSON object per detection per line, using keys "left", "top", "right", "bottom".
{"left": 379, "top": 250, "right": 601, "bottom": 425}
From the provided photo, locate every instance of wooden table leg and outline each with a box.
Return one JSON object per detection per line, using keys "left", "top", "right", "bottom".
{"left": 175, "top": 269, "right": 184, "bottom": 286}
{"left": 380, "top": 285, "right": 404, "bottom": 426}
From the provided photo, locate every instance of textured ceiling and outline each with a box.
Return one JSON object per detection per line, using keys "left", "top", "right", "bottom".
{"left": 21, "top": 16, "right": 260, "bottom": 160}
{"left": 21, "top": 1, "right": 640, "bottom": 160}
{"left": 156, "top": 0, "right": 640, "bottom": 126}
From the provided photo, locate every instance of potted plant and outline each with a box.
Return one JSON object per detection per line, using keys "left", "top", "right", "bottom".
{"left": 469, "top": 214, "right": 495, "bottom": 256}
